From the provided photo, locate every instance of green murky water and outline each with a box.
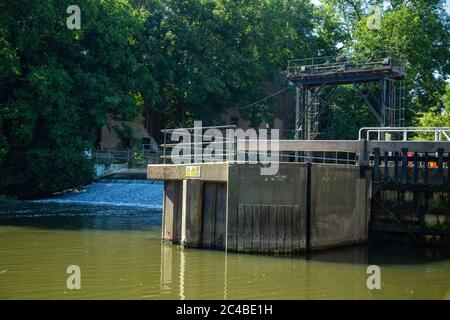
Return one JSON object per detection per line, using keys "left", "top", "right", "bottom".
{"left": 0, "top": 199, "right": 450, "bottom": 300}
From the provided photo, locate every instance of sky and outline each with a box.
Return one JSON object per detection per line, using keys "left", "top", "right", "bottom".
{"left": 310, "top": 0, "right": 450, "bottom": 15}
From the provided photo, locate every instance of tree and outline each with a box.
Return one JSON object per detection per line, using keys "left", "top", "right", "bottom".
{"left": 353, "top": 0, "right": 450, "bottom": 122}
{"left": 0, "top": 0, "right": 155, "bottom": 197}
{"left": 322, "top": 0, "right": 450, "bottom": 130}
{"left": 417, "top": 84, "right": 450, "bottom": 127}
{"left": 133, "top": 0, "right": 336, "bottom": 136}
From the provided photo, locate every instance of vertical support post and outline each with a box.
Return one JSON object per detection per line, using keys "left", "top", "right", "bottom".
{"left": 384, "top": 151, "right": 389, "bottom": 183}
{"left": 401, "top": 148, "right": 408, "bottom": 185}
{"left": 359, "top": 139, "right": 369, "bottom": 178}
{"left": 295, "top": 87, "right": 300, "bottom": 162}
{"left": 437, "top": 148, "right": 444, "bottom": 185}
{"left": 381, "top": 79, "right": 387, "bottom": 126}
{"left": 306, "top": 162, "right": 312, "bottom": 252}
{"left": 373, "top": 148, "right": 380, "bottom": 183}
{"left": 163, "top": 130, "right": 167, "bottom": 164}
{"left": 447, "top": 152, "right": 450, "bottom": 185}
{"left": 233, "top": 136, "right": 238, "bottom": 162}
{"left": 394, "top": 152, "right": 399, "bottom": 183}
{"left": 413, "top": 152, "right": 419, "bottom": 184}
{"left": 181, "top": 179, "right": 203, "bottom": 248}
{"left": 162, "top": 181, "right": 181, "bottom": 242}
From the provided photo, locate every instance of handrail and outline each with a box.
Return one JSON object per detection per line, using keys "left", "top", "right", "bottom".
{"left": 161, "top": 125, "right": 237, "bottom": 133}
{"left": 359, "top": 127, "right": 450, "bottom": 141}
{"left": 287, "top": 56, "right": 405, "bottom": 77}
{"left": 161, "top": 124, "right": 239, "bottom": 164}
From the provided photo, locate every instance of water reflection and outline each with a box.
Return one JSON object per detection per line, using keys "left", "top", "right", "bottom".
{"left": 156, "top": 241, "right": 450, "bottom": 300}
{"left": 159, "top": 244, "right": 193, "bottom": 300}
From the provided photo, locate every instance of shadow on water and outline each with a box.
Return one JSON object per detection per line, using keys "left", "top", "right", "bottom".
{"left": 304, "top": 242, "right": 450, "bottom": 266}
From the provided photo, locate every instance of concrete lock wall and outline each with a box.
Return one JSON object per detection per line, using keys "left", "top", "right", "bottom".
{"left": 158, "top": 163, "right": 371, "bottom": 253}
{"left": 226, "top": 163, "right": 308, "bottom": 254}
{"left": 310, "top": 165, "right": 371, "bottom": 249}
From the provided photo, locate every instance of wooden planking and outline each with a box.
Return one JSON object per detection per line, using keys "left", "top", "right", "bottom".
{"left": 237, "top": 204, "right": 245, "bottom": 252}
{"left": 284, "top": 206, "right": 293, "bottom": 253}
{"left": 260, "top": 205, "right": 269, "bottom": 253}
{"left": 201, "top": 182, "right": 216, "bottom": 248}
{"left": 214, "top": 183, "right": 227, "bottom": 249}
{"left": 252, "top": 205, "right": 261, "bottom": 253}
{"left": 276, "top": 206, "right": 285, "bottom": 252}
{"left": 163, "top": 181, "right": 176, "bottom": 241}
{"left": 269, "top": 206, "right": 278, "bottom": 252}
{"left": 182, "top": 179, "right": 203, "bottom": 247}
{"left": 226, "top": 166, "right": 239, "bottom": 252}
{"left": 229, "top": 204, "right": 306, "bottom": 254}
{"left": 244, "top": 205, "right": 253, "bottom": 252}
{"left": 173, "top": 181, "right": 183, "bottom": 242}
{"left": 292, "top": 205, "right": 304, "bottom": 253}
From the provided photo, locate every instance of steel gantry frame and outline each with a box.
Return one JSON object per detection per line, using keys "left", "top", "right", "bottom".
{"left": 288, "top": 56, "right": 407, "bottom": 141}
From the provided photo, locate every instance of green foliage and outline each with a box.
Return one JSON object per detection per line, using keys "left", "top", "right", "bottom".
{"left": 353, "top": 1, "right": 450, "bottom": 121}
{"left": 321, "top": 85, "right": 380, "bottom": 139}
{"left": 137, "top": 0, "right": 332, "bottom": 131}
{"left": 128, "top": 148, "right": 144, "bottom": 168}
{"left": 428, "top": 196, "right": 449, "bottom": 213}
{"left": 322, "top": 0, "right": 449, "bottom": 130}
{"left": 0, "top": 0, "right": 155, "bottom": 198}
{"left": 417, "top": 84, "right": 450, "bottom": 127}
{"left": 425, "top": 221, "right": 449, "bottom": 231}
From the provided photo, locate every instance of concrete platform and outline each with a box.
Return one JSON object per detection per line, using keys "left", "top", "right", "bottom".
{"left": 148, "top": 162, "right": 371, "bottom": 253}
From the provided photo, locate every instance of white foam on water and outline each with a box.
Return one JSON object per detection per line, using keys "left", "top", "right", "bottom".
{"left": 32, "top": 180, "right": 164, "bottom": 209}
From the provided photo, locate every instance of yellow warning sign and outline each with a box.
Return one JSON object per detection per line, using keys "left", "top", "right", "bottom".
{"left": 185, "top": 165, "right": 201, "bottom": 178}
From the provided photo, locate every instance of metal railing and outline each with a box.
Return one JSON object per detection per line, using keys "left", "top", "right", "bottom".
{"left": 359, "top": 127, "right": 450, "bottom": 142}
{"left": 287, "top": 56, "right": 405, "bottom": 77}
{"left": 93, "top": 144, "right": 162, "bottom": 166}
{"left": 160, "top": 125, "right": 357, "bottom": 165}
{"left": 161, "top": 125, "right": 238, "bottom": 164}
{"left": 159, "top": 124, "right": 450, "bottom": 171}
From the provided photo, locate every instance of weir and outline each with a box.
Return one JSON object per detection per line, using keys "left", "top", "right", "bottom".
{"left": 147, "top": 128, "right": 450, "bottom": 253}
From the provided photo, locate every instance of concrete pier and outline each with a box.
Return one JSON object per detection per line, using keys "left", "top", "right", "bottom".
{"left": 148, "top": 162, "right": 372, "bottom": 253}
